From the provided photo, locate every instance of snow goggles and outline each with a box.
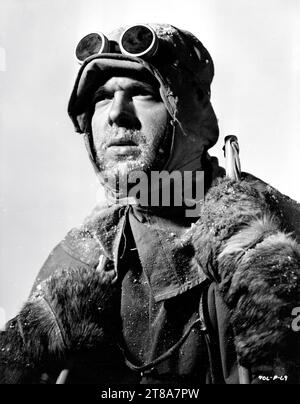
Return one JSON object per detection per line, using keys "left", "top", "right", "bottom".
{"left": 75, "top": 24, "right": 159, "bottom": 64}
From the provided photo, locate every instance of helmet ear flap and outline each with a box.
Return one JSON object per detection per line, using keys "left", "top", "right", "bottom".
{"left": 77, "top": 112, "right": 90, "bottom": 134}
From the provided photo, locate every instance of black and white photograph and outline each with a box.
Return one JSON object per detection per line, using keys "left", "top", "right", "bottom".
{"left": 0, "top": 0, "right": 299, "bottom": 387}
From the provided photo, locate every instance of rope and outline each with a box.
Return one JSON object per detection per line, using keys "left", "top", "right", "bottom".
{"left": 119, "top": 317, "right": 201, "bottom": 374}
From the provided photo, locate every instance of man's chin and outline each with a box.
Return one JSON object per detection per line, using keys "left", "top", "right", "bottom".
{"left": 100, "top": 160, "right": 148, "bottom": 182}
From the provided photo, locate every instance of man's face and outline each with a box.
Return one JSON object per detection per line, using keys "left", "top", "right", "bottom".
{"left": 91, "top": 76, "right": 169, "bottom": 181}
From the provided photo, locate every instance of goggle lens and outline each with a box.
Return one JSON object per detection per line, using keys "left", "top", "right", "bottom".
{"left": 120, "top": 25, "right": 156, "bottom": 56}
{"left": 75, "top": 32, "right": 109, "bottom": 63}
{"left": 75, "top": 25, "right": 158, "bottom": 64}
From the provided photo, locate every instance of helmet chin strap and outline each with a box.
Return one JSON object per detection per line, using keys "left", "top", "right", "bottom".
{"left": 83, "top": 132, "right": 125, "bottom": 204}
{"left": 83, "top": 132, "right": 102, "bottom": 180}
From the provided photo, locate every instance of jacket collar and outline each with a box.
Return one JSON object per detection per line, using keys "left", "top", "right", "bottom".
{"left": 86, "top": 203, "right": 206, "bottom": 302}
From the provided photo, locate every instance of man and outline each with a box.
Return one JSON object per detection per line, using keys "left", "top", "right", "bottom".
{"left": 0, "top": 23, "right": 299, "bottom": 384}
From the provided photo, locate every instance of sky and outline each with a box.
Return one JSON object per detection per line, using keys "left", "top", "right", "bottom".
{"left": 0, "top": 0, "right": 299, "bottom": 324}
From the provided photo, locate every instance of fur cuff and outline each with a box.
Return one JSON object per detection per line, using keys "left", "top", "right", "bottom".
{"left": 0, "top": 266, "right": 121, "bottom": 383}
{"left": 191, "top": 178, "right": 300, "bottom": 369}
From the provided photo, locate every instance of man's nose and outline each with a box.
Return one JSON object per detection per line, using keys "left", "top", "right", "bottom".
{"left": 108, "top": 92, "right": 141, "bottom": 129}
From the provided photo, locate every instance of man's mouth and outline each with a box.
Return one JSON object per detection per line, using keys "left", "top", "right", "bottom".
{"left": 108, "top": 139, "right": 138, "bottom": 147}
{"left": 107, "top": 139, "right": 139, "bottom": 156}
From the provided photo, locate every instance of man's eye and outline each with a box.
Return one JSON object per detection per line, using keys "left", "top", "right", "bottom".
{"left": 132, "top": 91, "right": 158, "bottom": 100}
{"left": 98, "top": 97, "right": 111, "bottom": 102}
{"left": 93, "top": 91, "right": 113, "bottom": 104}
{"left": 94, "top": 98, "right": 111, "bottom": 109}
{"left": 134, "top": 94, "right": 154, "bottom": 100}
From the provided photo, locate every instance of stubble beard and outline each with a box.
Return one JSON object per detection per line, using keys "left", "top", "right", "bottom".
{"left": 95, "top": 123, "right": 172, "bottom": 185}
